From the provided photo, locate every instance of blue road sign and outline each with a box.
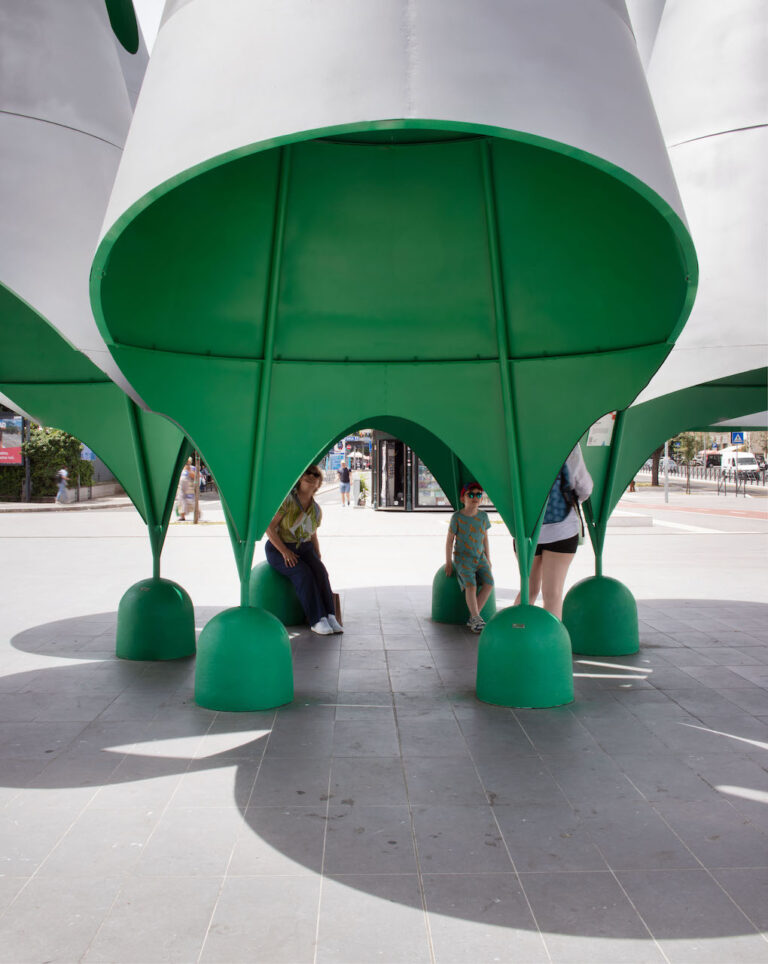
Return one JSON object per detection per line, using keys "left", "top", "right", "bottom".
{"left": 730, "top": 432, "right": 745, "bottom": 445}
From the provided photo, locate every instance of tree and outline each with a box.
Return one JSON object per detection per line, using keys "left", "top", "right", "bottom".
{"left": 0, "top": 425, "right": 93, "bottom": 501}
{"left": 651, "top": 444, "right": 663, "bottom": 486}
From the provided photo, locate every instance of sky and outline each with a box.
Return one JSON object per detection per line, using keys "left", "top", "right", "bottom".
{"left": 132, "top": 0, "right": 164, "bottom": 52}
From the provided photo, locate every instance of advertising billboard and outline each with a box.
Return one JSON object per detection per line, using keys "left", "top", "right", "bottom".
{"left": 0, "top": 416, "right": 23, "bottom": 465}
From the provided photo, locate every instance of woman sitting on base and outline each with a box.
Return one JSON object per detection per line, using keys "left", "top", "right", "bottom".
{"left": 515, "top": 444, "right": 593, "bottom": 620}
{"left": 265, "top": 465, "right": 343, "bottom": 636}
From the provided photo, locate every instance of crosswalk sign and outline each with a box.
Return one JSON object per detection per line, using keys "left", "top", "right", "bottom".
{"left": 730, "top": 432, "right": 745, "bottom": 444}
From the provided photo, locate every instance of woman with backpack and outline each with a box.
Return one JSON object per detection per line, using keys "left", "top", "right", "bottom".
{"left": 514, "top": 444, "right": 593, "bottom": 619}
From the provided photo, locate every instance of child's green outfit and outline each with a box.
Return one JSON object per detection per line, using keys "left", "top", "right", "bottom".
{"left": 450, "top": 510, "right": 494, "bottom": 589}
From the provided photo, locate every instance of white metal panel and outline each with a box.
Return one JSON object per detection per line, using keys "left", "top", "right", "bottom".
{"left": 647, "top": 0, "right": 768, "bottom": 145}
{"left": 113, "top": 18, "right": 150, "bottom": 108}
{"left": 0, "top": 0, "right": 132, "bottom": 146}
{"left": 101, "top": 0, "right": 685, "bottom": 235}
{"left": 624, "top": 0, "right": 667, "bottom": 66}
{"left": 711, "top": 413, "right": 768, "bottom": 429}
{"left": 0, "top": 0, "right": 142, "bottom": 396}
{"left": 632, "top": 0, "right": 767, "bottom": 405}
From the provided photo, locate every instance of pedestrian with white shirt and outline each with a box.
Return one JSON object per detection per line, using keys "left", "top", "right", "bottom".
{"left": 514, "top": 444, "right": 593, "bottom": 620}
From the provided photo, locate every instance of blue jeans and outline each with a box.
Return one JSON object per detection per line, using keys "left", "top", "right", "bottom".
{"left": 265, "top": 540, "right": 335, "bottom": 626}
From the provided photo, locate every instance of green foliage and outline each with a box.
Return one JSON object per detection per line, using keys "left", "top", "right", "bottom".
{"left": 0, "top": 425, "right": 93, "bottom": 502}
{"left": 673, "top": 432, "right": 698, "bottom": 463}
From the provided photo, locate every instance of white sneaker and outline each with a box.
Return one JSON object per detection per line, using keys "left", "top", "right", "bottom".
{"left": 326, "top": 614, "right": 344, "bottom": 634}
{"left": 311, "top": 617, "right": 334, "bottom": 636}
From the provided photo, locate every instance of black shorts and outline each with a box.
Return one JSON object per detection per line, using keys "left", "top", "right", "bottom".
{"left": 514, "top": 534, "right": 579, "bottom": 557}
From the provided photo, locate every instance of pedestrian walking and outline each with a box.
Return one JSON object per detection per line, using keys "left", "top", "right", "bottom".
{"left": 55, "top": 467, "right": 68, "bottom": 505}
{"left": 338, "top": 460, "right": 351, "bottom": 507}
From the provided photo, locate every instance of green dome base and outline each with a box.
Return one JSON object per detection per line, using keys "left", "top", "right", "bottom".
{"left": 194, "top": 606, "right": 293, "bottom": 711}
{"left": 431, "top": 566, "right": 496, "bottom": 624}
{"left": 476, "top": 605, "right": 573, "bottom": 708}
{"left": 563, "top": 575, "right": 639, "bottom": 656}
{"left": 248, "top": 561, "right": 305, "bottom": 625}
{"left": 116, "top": 577, "right": 195, "bottom": 660}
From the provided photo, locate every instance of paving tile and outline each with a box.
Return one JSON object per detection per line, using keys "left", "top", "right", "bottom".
{"left": 0, "top": 803, "right": 78, "bottom": 875}
{"left": 542, "top": 749, "right": 637, "bottom": 808}
{"left": 610, "top": 752, "right": 718, "bottom": 804}
{"left": 423, "top": 873, "right": 548, "bottom": 963}
{"left": 317, "top": 875, "right": 430, "bottom": 963}
{"left": 333, "top": 698, "right": 395, "bottom": 722}
{"left": 458, "top": 719, "right": 537, "bottom": 760}
{"left": 712, "top": 868, "right": 768, "bottom": 929}
{"left": 88, "top": 756, "right": 186, "bottom": 809}
{"left": 495, "top": 801, "right": 606, "bottom": 872}
{"left": 582, "top": 801, "right": 699, "bottom": 871}
{"left": 0, "top": 875, "right": 122, "bottom": 964}
{"left": 653, "top": 799, "right": 768, "bottom": 869}
{"left": 323, "top": 805, "right": 417, "bottom": 875}
{"left": 249, "top": 754, "right": 331, "bottom": 807}
{"left": 263, "top": 720, "right": 335, "bottom": 757}
{"left": 398, "top": 720, "right": 470, "bottom": 758}
{"left": 134, "top": 806, "right": 243, "bottom": 877}
{"left": 167, "top": 759, "right": 260, "bottom": 808}
{"left": 412, "top": 805, "right": 512, "bottom": 874}
{"left": 231, "top": 807, "right": 326, "bottom": 875}
{"left": 393, "top": 693, "right": 457, "bottom": 719}
{"left": 332, "top": 719, "right": 400, "bottom": 756}
{"left": 200, "top": 876, "right": 320, "bottom": 963}
{"left": 522, "top": 871, "right": 664, "bottom": 963}
{"left": 338, "top": 668, "right": 392, "bottom": 691}
{"left": 403, "top": 756, "right": 487, "bottom": 806}
{"left": 513, "top": 711, "right": 599, "bottom": 755}
{"left": 330, "top": 756, "right": 408, "bottom": 806}
{"left": 474, "top": 755, "right": 568, "bottom": 808}
{"left": 720, "top": 687, "right": 768, "bottom": 715}
{"left": 38, "top": 805, "right": 159, "bottom": 877}
{"left": 617, "top": 869, "right": 768, "bottom": 962}
{"left": 0, "top": 876, "right": 28, "bottom": 914}
{"left": 84, "top": 876, "right": 222, "bottom": 963}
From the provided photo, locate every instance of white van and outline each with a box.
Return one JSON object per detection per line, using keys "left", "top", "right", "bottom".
{"left": 720, "top": 447, "right": 760, "bottom": 480}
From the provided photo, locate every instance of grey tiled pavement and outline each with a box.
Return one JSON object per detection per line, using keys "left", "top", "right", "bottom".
{"left": 1, "top": 489, "right": 767, "bottom": 962}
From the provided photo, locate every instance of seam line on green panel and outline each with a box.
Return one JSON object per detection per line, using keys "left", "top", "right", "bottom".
{"left": 246, "top": 145, "right": 292, "bottom": 553}
{"left": 480, "top": 138, "right": 530, "bottom": 591}
{"left": 102, "top": 342, "right": 674, "bottom": 365}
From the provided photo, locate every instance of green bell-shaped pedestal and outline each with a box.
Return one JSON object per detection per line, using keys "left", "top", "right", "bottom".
{"left": 476, "top": 605, "right": 573, "bottom": 708}
{"left": 562, "top": 575, "right": 639, "bottom": 656}
{"left": 116, "top": 577, "right": 196, "bottom": 661}
{"left": 431, "top": 566, "right": 496, "bottom": 625}
{"left": 195, "top": 606, "right": 293, "bottom": 711}
{"left": 248, "top": 561, "right": 305, "bottom": 626}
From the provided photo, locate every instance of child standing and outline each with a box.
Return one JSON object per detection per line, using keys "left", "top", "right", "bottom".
{"left": 445, "top": 482, "right": 494, "bottom": 633}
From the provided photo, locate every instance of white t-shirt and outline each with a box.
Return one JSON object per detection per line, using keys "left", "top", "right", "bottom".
{"left": 539, "top": 445, "right": 593, "bottom": 545}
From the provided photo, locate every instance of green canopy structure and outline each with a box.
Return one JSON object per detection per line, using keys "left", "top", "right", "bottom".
{"left": 0, "top": 282, "right": 194, "bottom": 660}
{"left": 90, "top": 2, "right": 697, "bottom": 710}
{"left": 565, "top": 367, "right": 768, "bottom": 656}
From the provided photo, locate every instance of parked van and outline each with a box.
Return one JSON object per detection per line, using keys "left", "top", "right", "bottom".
{"left": 720, "top": 447, "right": 760, "bottom": 481}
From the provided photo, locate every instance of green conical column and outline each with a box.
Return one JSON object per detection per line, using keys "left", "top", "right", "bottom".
{"left": 567, "top": 370, "right": 767, "bottom": 656}
{"left": 0, "top": 284, "right": 196, "bottom": 661}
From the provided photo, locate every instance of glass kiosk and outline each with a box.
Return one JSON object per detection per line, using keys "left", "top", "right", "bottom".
{"left": 371, "top": 431, "right": 452, "bottom": 511}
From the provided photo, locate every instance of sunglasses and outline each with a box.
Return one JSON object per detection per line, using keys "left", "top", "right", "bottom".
{"left": 465, "top": 491, "right": 483, "bottom": 499}
{"left": 304, "top": 471, "right": 321, "bottom": 479}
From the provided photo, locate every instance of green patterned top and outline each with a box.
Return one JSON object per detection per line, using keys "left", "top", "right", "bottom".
{"left": 276, "top": 491, "right": 322, "bottom": 545}
{"left": 449, "top": 510, "right": 491, "bottom": 560}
